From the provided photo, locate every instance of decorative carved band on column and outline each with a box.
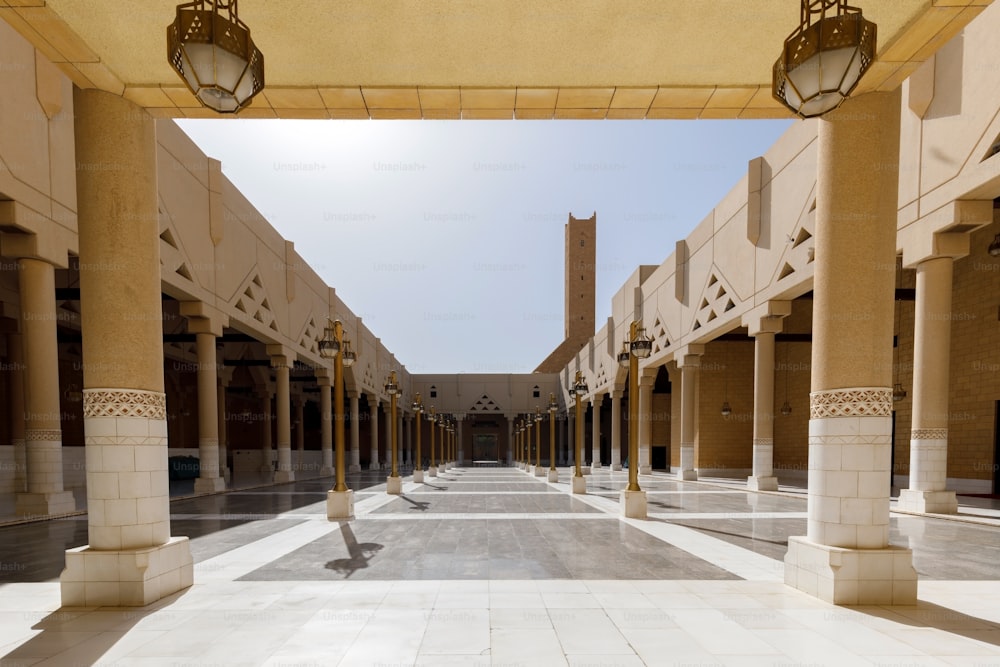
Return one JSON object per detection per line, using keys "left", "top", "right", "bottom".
{"left": 24, "top": 429, "right": 63, "bottom": 441}
{"left": 752, "top": 438, "right": 774, "bottom": 448}
{"left": 809, "top": 388, "right": 892, "bottom": 419}
{"left": 910, "top": 428, "right": 947, "bottom": 440}
{"left": 83, "top": 389, "right": 167, "bottom": 420}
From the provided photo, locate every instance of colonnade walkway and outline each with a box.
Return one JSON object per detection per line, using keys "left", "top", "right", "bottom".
{"left": 1, "top": 467, "right": 1000, "bottom": 665}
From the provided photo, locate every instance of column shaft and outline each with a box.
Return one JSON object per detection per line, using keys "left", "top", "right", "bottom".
{"left": 7, "top": 333, "right": 27, "bottom": 493}
{"left": 369, "top": 401, "right": 379, "bottom": 470}
{"left": 349, "top": 394, "right": 360, "bottom": 471}
{"left": 320, "top": 380, "right": 333, "bottom": 475}
{"left": 610, "top": 391, "right": 622, "bottom": 470}
{"left": 638, "top": 374, "right": 654, "bottom": 474}
{"left": 274, "top": 364, "right": 293, "bottom": 482}
{"left": 217, "top": 381, "right": 229, "bottom": 482}
{"left": 591, "top": 397, "right": 601, "bottom": 468}
{"left": 679, "top": 357, "right": 700, "bottom": 481}
{"left": 749, "top": 332, "right": 778, "bottom": 491}
{"left": 193, "top": 332, "right": 223, "bottom": 493}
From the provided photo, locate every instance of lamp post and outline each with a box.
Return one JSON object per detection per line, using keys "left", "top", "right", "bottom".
{"left": 412, "top": 394, "right": 424, "bottom": 483}
{"left": 319, "top": 319, "right": 357, "bottom": 519}
{"left": 618, "top": 321, "right": 652, "bottom": 518}
{"left": 569, "top": 371, "right": 589, "bottom": 494}
{"left": 437, "top": 414, "right": 447, "bottom": 472}
{"left": 526, "top": 414, "right": 535, "bottom": 474}
{"left": 384, "top": 371, "right": 401, "bottom": 494}
{"left": 547, "top": 394, "right": 559, "bottom": 482}
{"left": 427, "top": 407, "right": 438, "bottom": 477}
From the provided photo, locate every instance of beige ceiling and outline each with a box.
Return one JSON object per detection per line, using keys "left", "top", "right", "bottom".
{"left": 0, "top": 0, "right": 991, "bottom": 119}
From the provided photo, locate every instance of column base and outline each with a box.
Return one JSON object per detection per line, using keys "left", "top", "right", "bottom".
{"left": 620, "top": 489, "right": 647, "bottom": 519}
{"left": 896, "top": 489, "right": 958, "bottom": 514}
{"left": 15, "top": 490, "right": 76, "bottom": 518}
{"left": 581, "top": 466, "right": 591, "bottom": 475}
{"left": 61, "top": 536, "right": 193, "bottom": 607}
{"left": 679, "top": 469, "right": 698, "bottom": 481}
{"left": 429, "top": 466, "right": 438, "bottom": 477}
{"left": 320, "top": 466, "right": 334, "bottom": 477}
{"left": 327, "top": 489, "right": 355, "bottom": 520}
{"left": 571, "top": 476, "right": 587, "bottom": 494}
{"left": 611, "top": 463, "right": 622, "bottom": 471}
{"left": 784, "top": 535, "right": 917, "bottom": 605}
{"left": 193, "top": 477, "right": 226, "bottom": 494}
{"left": 639, "top": 465, "right": 651, "bottom": 475}
{"left": 386, "top": 476, "right": 402, "bottom": 495}
{"left": 259, "top": 464, "right": 273, "bottom": 474}
{"left": 591, "top": 461, "right": 602, "bottom": 470}
{"left": 274, "top": 470, "right": 295, "bottom": 483}
{"left": 413, "top": 470, "right": 425, "bottom": 483}
{"left": 533, "top": 466, "right": 546, "bottom": 478}
{"left": 747, "top": 475, "right": 778, "bottom": 491}
{"left": 369, "top": 463, "right": 380, "bottom": 471}
{"left": 547, "top": 469, "right": 559, "bottom": 482}
{"left": 222, "top": 466, "right": 231, "bottom": 483}
{"left": 349, "top": 463, "right": 361, "bottom": 472}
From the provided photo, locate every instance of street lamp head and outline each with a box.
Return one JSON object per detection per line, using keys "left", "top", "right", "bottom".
{"left": 631, "top": 325, "right": 653, "bottom": 359}
{"left": 617, "top": 341, "right": 630, "bottom": 368}
{"left": 412, "top": 392, "right": 423, "bottom": 413}
{"left": 340, "top": 339, "right": 356, "bottom": 368}
{"left": 548, "top": 393, "right": 558, "bottom": 413}
{"left": 384, "top": 370, "right": 399, "bottom": 396}
{"left": 535, "top": 407, "right": 542, "bottom": 422}
{"left": 318, "top": 321, "right": 340, "bottom": 359}
{"left": 721, "top": 401, "right": 733, "bottom": 417}
{"left": 426, "top": 407, "right": 435, "bottom": 421}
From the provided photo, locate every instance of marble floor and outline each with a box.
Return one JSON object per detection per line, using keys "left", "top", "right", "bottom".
{"left": 1, "top": 466, "right": 1000, "bottom": 666}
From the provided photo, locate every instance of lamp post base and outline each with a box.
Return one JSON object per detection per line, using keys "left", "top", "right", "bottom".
{"left": 413, "top": 470, "right": 424, "bottom": 483}
{"left": 547, "top": 469, "right": 559, "bottom": 483}
{"left": 571, "top": 476, "right": 587, "bottom": 494}
{"left": 327, "top": 489, "right": 355, "bottom": 520}
{"left": 620, "top": 489, "right": 647, "bottom": 519}
{"left": 533, "top": 466, "right": 546, "bottom": 477}
{"left": 386, "top": 476, "right": 402, "bottom": 495}
{"left": 429, "top": 466, "right": 438, "bottom": 477}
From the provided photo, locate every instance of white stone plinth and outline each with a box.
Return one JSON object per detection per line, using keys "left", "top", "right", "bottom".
{"left": 747, "top": 475, "right": 778, "bottom": 491}
{"left": 784, "top": 535, "right": 917, "bottom": 605}
{"left": 327, "top": 489, "right": 354, "bottom": 520}
{"left": 581, "top": 466, "right": 591, "bottom": 475}
{"left": 15, "top": 490, "right": 76, "bottom": 518}
{"left": 679, "top": 469, "right": 698, "bottom": 481}
{"left": 386, "top": 476, "right": 402, "bottom": 495}
{"left": 429, "top": 466, "right": 438, "bottom": 477}
{"left": 193, "top": 477, "right": 226, "bottom": 494}
{"left": 896, "top": 489, "right": 958, "bottom": 514}
{"left": 533, "top": 466, "right": 546, "bottom": 477}
{"left": 413, "top": 470, "right": 424, "bottom": 483}
{"left": 547, "top": 469, "right": 559, "bottom": 482}
{"left": 571, "top": 476, "right": 587, "bottom": 494}
{"left": 591, "top": 461, "right": 602, "bottom": 470}
{"left": 611, "top": 464, "right": 622, "bottom": 471}
{"left": 620, "top": 489, "right": 647, "bottom": 519}
{"left": 61, "top": 536, "right": 193, "bottom": 607}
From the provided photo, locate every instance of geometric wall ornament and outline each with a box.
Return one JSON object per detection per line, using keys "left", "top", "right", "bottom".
{"left": 231, "top": 269, "right": 278, "bottom": 332}
{"left": 469, "top": 394, "right": 503, "bottom": 412}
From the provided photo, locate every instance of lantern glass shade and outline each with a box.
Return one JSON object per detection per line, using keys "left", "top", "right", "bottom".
{"left": 892, "top": 383, "right": 907, "bottom": 402}
{"left": 989, "top": 233, "right": 1000, "bottom": 257}
{"left": 721, "top": 401, "right": 733, "bottom": 417}
{"left": 167, "top": 0, "right": 265, "bottom": 113}
{"left": 780, "top": 401, "right": 793, "bottom": 416}
{"left": 341, "top": 341, "right": 356, "bottom": 368}
{"left": 773, "top": 4, "right": 876, "bottom": 118}
{"left": 631, "top": 337, "right": 653, "bottom": 359}
{"left": 317, "top": 336, "right": 339, "bottom": 360}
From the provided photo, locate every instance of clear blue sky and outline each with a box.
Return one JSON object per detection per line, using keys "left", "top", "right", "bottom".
{"left": 177, "top": 118, "right": 793, "bottom": 374}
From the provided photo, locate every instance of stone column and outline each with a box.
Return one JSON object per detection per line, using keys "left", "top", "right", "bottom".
{"left": 566, "top": 411, "right": 575, "bottom": 466}
{"left": 610, "top": 389, "right": 622, "bottom": 470}
{"left": 6, "top": 333, "right": 27, "bottom": 493}
{"left": 396, "top": 409, "right": 404, "bottom": 468}
{"left": 62, "top": 89, "right": 191, "bottom": 607}
{"left": 897, "top": 256, "right": 958, "bottom": 514}
{"left": 180, "top": 302, "right": 229, "bottom": 495}
{"left": 217, "top": 368, "right": 233, "bottom": 483}
{"left": 349, "top": 392, "right": 361, "bottom": 471}
{"left": 783, "top": 91, "right": 916, "bottom": 606}
{"left": 369, "top": 399, "right": 380, "bottom": 470}
{"left": 743, "top": 303, "right": 789, "bottom": 492}
{"left": 258, "top": 388, "right": 273, "bottom": 475}
{"left": 506, "top": 417, "right": 514, "bottom": 465}
{"left": 668, "top": 363, "right": 682, "bottom": 474}
{"left": 638, "top": 371, "right": 655, "bottom": 475}
{"left": 13, "top": 258, "right": 76, "bottom": 517}
{"left": 590, "top": 395, "right": 602, "bottom": 469}
{"left": 678, "top": 346, "right": 704, "bottom": 481}
{"left": 268, "top": 346, "right": 294, "bottom": 484}
{"left": 294, "top": 397, "right": 305, "bottom": 476}
{"left": 317, "top": 370, "right": 333, "bottom": 477}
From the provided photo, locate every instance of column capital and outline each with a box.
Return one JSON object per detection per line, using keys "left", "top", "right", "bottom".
{"left": 741, "top": 301, "right": 791, "bottom": 336}
{"left": 609, "top": 389, "right": 623, "bottom": 399}
{"left": 638, "top": 369, "right": 657, "bottom": 386}
{"left": 266, "top": 345, "right": 295, "bottom": 368}
{"left": 0, "top": 211, "right": 74, "bottom": 268}
{"left": 676, "top": 345, "right": 705, "bottom": 367}
{"left": 315, "top": 368, "right": 332, "bottom": 386}
{"left": 900, "top": 200, "right": 992, "bottom": 268}
{"left": 180, "top": 302, "right": 229, "bottom": 336}
{"left": 218, "top": 367, "right": 235, "bottom": 387}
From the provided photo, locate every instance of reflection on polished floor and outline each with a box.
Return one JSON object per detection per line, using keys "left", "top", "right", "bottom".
{"left": 1, "top": 467, "right": 1000, "bottom": 665}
